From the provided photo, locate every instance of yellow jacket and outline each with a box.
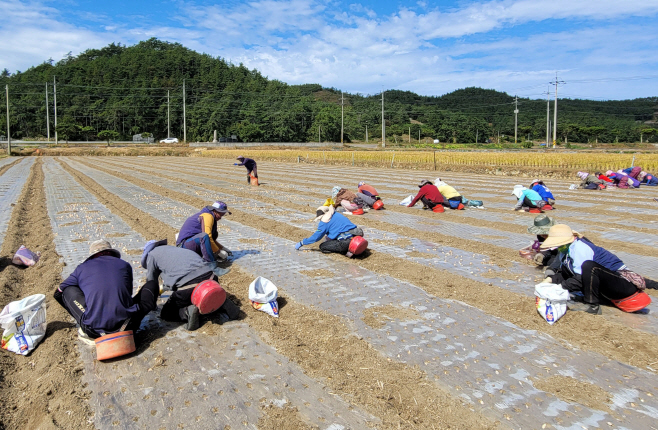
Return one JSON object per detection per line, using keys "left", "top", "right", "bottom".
{"left": 437, "top": 185, "right": 460, "bottom": 199}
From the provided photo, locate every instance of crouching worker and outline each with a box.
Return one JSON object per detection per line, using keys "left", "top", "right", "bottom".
{"left": 332, "top": 186, "right": 364, "bottom": 212}
{"left": 408, "top": 180, "right": 445, "bottom": 211}
{"left": 357, "top": 181, "right": 383, "bottom": 209}
{"left": 435, "top": 178, "right": 464, "bottom": 210}
{"left": 541, "top": 224, "right": 654, "bottom": 314}
{"left": 176, "top": 201, "right": 233, "bottom": 262}
{"left": 141, "top": 240, "right": 239, "bottom": 331}
{"left": 294, "top": 206, "right": 367, "bottom": 257}
{"left": 54, "top": 240, "right": 158, "bottom": 345}
{"left": 512, "top": 185, "right": 546, "bottom": 211}
{"left": 234, "top": 155, "right": 257, "bottom": 184}
{"left": 529, "top": 179, "right": 556, "bottom": 206}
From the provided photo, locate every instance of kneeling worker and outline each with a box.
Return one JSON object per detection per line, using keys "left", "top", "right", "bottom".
{"left": 176, "top": 201, "right": 233, "bottom": 262}
{"left": 141, "top": 240, "right": 239, "bottom": 331}
{"left": 55, "top": 240, "right": 158, "bottom": 344}
{"left": 295, "top": 206, "right": 366, "bottom": 257}
{"left": 408, "top": 180, "right": 444, "bottom": 210}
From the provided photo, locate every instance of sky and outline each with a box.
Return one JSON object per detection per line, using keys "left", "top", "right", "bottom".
{"left": 1, "top": 0, "right": 658, "bottom": 100}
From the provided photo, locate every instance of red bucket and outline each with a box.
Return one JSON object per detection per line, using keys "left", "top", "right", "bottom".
{"left": 372, "top": 200, "right": 384, "bottom": 210}
{"left": 542, "top": 204, "right": 553, "bottom": 211}
{"left": 432, "top": 205, "right": 444, "bottom": 213}
{"left": 352, "top": 208, "right": 365, "bottom": 215}
{"left": 95, "top": 330, "right": 136, "bottom": 361}
{"left": 250, "top": 174, "right": 259, "bottom": 186}
{"left": 348, "top": 236, "right": 368, "bottom": 256}
{"left": 529, "top": 208, "right": 542, "bottom": 214}
{"left": 611, "top": 291, "right": 651, "bottom": 313}
{"left": 191, "top": 280, "right": 227, "bottom": 315}
{"left": 457, "top": 203, "right": 465, "bottom": 210}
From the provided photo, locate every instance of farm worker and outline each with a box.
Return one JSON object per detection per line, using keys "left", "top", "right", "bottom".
{"left": 408, "top": 180, "right": 444, "bottom": 210}
{"left": 54, "top": 240, "right": 158, "bottom": 345}
{"left": 541, "top": 224, "right": 657, "bottom": 314}
{"left": 529, "top": 179, "right": 556, "bottom": 206}
{"left": 234, "top": 155, "right": 257, "bottom": 184}
{"left": 176, "top": 201, "right": 233, "bottom": 262}
{"left": 526, "top": 214, "right": 560, "bottom": 268}
{"left": 141, "top": 240, "right": 238, "bottom": 331}
{"left": 511, "top": 185, "right": 546, "bottom": 211}
{"left": 577, "top": 171, "right": 605, "bottom": 189}
{"left": 595, "top": 172, "right": 613, "bottom": 183}
{"left": 639, "top": 171, "right": 658, "bottom": 186}
{"left": 356, "top": 181, "right": 381, "bottom": 208}
{"left": 295, "top": 206, "right": 364, "bottom": 255}
{"left": 434, "top": 178, "right": 463, "bottom": 209}
{"left": 332, "top": 186, "right": 363, "bottom": 212}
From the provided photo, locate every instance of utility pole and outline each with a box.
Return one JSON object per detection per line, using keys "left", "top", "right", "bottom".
{"left": 514, "top": 96, "right": 518, "bottom": 144}
{"left": 167, "top": 90, "right": 170, "bottom": 138}
{"left": 5, "top": 85, "right": 10, "bottom": 155}
{"left": 545, "top": 86, "right": 550, "bottom": 147}
{"left": 381, "top": 91, "right": 385, "bottom": 148}
{"left": 476, "top": 129, "right": 478, "bottom": 144}
{"left": 45, "top": 83, "right": 50, "bottom": 141}
{"left": 340, "top": 91, "right": 344, "bottom": 145}
{"left": 318, "top": 125, "right": 321, "bottom": 144}
{"left": 183, "top": 80, "right": 186, "bottom": 143}
{"left": 365, "top": 124, "right": 368, "bottom": 142}
{"left": 53, "top": 76, "right": 58, "bottom": 144}
{"left": 550, "top": 72, "right": 565, "bottom": 148}
{"left": 408, "top": 126, "right": 411, "bottom": 143}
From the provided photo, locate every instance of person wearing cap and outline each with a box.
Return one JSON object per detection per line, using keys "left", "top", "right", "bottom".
{"left": 434, "top": 178, "right": 463, "bottom": 210}
{"left": 529, "top": 180, "right": 555, "bottom": 206}
{"left": 234, "top": 156, "right": 257, "bottom": 184}
{"left": 141, "top": 240, "right": 238, "bottom": 331}
{"left": 541, "top": 224, "right": 655, "bottom": 314}
{"left": 54, "top": 240, "right": 159, "bottom": 344}
{"left": 407, "top": 180, "right": 444, "bottom": 210}
{"left": 294, "top": 206, "right": 364, "bottom": 255}
{"left": 527, "top": 215, "right": 559, "bottom": 267}
{"left": 176, "top": 201, "right": 233, "bottom": 262}
{"left": 511, "top": 185, "right": 546, "bottom": 211}
{"left": 331, "top": 186, "right": 364, "bottom": 212}
{"left": 356, "top": 182, "right": 380, "bottom": 208}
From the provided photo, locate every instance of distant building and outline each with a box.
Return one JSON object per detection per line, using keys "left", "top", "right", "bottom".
{"left": 133, "top": 134, "right": 154, "bottom": 144}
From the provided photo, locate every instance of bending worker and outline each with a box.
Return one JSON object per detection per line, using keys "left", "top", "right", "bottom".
{"left": 435, "top": 178, "right": 464, "bottom": 209}
{"left": 511, "top": 185, "right": 546, "bottom": 211}
{"left": 356, "top": 181, "right": 381, "bottom": 208}
{"left": 541, "top": 224, "right": 656, "bottom": 314}
{"left": 295, "top": 206, "right": 364, "bottom": 256}
{"left": 176, "top": 201, "right": 233, "bottom": 262}
{"left": 234, "top": 155, "right": 257, "bottom": 184}
{"left": 141, "top": 240, "right": 239, "bottom": 331}
{"left": 408, "top": 180, "right": 444, "bottom": 210}
{"left": 54, "top": 240, "right": 158, "bottom": 345}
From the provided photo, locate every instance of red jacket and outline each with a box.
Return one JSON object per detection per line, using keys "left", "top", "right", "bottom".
{"left": 408, "top": 184, "right": 444, "bottom": 207}
{"left": 358, "top": 184, "right": 379, "bottom": 197}
{"left": 598, "top": 175, "right": 613, "bottom": 183}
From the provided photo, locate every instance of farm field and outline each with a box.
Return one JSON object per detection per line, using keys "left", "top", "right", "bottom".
{"left": 1, "top": 156, "right": 658, "bottom": 429}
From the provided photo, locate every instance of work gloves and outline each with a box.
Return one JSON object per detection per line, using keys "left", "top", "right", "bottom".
{"left": 533, "top": 253, "right": 545, "bottom": 265}
{"left": 295, "top": 242, "right": 303, "bottom": 250}
{"left": 233, "top": 163, "right": 239, "bottom": 165}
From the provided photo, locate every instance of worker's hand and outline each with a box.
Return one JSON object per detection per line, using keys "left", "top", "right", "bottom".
{"left": 224, "top": 249, "right": 233, "bottom": 256}
{"left": 542, "top": 277, "right": 553, "bottom": 284}
{"left": 533, "top": 253, "right": 544, "bottom": 265}
{"left": 513, "top": 207, "right": 522, "bottom": 211}
{"left": 295, "top": 241, "right": 303, "bottom": 250}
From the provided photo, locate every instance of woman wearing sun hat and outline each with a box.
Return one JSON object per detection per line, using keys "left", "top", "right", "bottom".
{"left": 541, "top": 224, "right": 651, "bottom": 314}
{"left": 526, "top": 214, "right": 558, "bottom": 267}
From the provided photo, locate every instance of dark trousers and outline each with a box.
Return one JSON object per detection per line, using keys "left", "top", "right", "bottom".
{"left": 441, "top": 196, "right": 462, "bottom": 209}
{"left": 181, "top": 233, "right": 216, "bottom": 262}
{"left": 160, "top": 272, "right": 216, "bottom": 322}
{"left": 421, "top": 196, "right": 441, "bottom": 209}
{"left": 247, "top": 168, "right": 258, "bottom": 183}
{"left": 522, "top": 196, "right": 546, "bottom": 209}
{"left": 319, "top": 227, "right": 363, "bottom": 255}
{"left": 56, "top": 280, "right": 159, "bottom": 338}
{"left": 581, "top": 261, "right": 637, "bottom": 305}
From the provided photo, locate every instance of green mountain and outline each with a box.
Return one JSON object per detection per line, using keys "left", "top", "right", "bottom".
{"left": 1, "top": 38, "right": 656, "bottom": 143}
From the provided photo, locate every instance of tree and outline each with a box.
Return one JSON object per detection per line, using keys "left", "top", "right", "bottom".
{"left": 585, "top": 126, "right": 606, "bottom": 144}
{"left": 80, "top": 126, "right": 95, "bottom": 141}
{"left": 98, "top": 130, "right": 120, "bottom": 146}
{"left": 641, "top": 128, "right": 658, "bottom": 143}
{"left": 55, "top": 118, "right": 78, "bottom": 143}
{"left": 141, "top": 132, "right": 152, "bottom": 143}
{"left": 560, "top": 124, "right": 580, "bottom": 145}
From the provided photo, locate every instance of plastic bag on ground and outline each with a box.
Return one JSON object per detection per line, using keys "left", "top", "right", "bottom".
{"left": 12, "top": 245, "right": 40, "bottom": 267}
{"left": 0, "top": 294, "right": 47, "bottom": 355}
{"left": 248, "top": 277, "right": 279, "bottom": 318}
{"left": 399, "top": 195, "right": 413, "bottom": 206}
{"left": 534, "top": 283, "right": 569, "bottom": 325}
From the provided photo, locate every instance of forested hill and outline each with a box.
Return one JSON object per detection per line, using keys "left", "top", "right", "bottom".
{"left": 1, "top": 38, "right": 657, "bottom": 144}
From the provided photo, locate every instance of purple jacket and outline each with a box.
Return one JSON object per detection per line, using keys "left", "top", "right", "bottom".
{"left": 177, "top": 207, "right": 218, "bottom": 245}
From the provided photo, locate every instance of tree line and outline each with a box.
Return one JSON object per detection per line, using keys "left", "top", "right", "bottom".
{"left": 1, "top": 38, "right": 656, "bottom": 144}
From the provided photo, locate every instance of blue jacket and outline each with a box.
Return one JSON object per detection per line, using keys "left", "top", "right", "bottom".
{"left": 177, "top": 207, "right": 218, "bottom": 245}
{"left": 302, "top": 212, "right": 357, "bottom": 245}
{"left": 643, "top": 174, "right": 658, "bottom": 186}
{"left": 59, "top": 255, "right": 138, "bottom": 333}
{"left": 532, "top": 184, "right": 554, "bottom": 201}
{"left": 560, "top": 238, "right": 625, "bottom": 275}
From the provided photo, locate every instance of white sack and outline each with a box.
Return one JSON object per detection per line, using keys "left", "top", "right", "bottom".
{"left": 399, "top": 195, "right": 413, "bottom": 206}
{"left": 534, "top": 283, "right": 569, "bottom": 325}
{"left": 249, "top": 277, "right": 279, "bottom": 318}
{"left": 0, "top": 294, "right": 47, "bottom": 355}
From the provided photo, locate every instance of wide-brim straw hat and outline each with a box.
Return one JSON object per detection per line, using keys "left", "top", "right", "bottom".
{"left": 540, "top": 224, "right": 579, "bottom": 249}
{"left": 528, "top": 214, "right": 555, "bottom": 235}
{"left": 86, "top": 239, "right": 121, "bottom": 260}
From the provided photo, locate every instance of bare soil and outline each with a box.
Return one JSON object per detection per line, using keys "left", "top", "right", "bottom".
{"left": 0, "top": 159, "right": 93, "bottom": 429}
{"left": 362, "top": 305, "right": 420, "bottom": 329}
{"left": 533, "top": 375, "right": 612, "bottom": 413}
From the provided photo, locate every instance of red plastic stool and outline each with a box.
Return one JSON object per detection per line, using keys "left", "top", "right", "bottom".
{"left": 457, "top": 203, "right": 465, "bottom": 210}
{"left": 191, "top": 280, "right": 227, "bottom": 315}
{"left": 347, "top": 236, "right": 368, "bottom": 257}
{"left": 542, "top": 204, "right": 553, "bottom": 211}
{"left": 351, "top": 208, "right": 365, "bottom": 215}
{"left": 612, "top": 291, "right": 651, "bottom": 313}
{"left": 372, "top": 200, "right": 384, "bottom": 210}
{"left": 529, "top": 208, "right": 542, "bottom": 214}
{"left": 432, "top": 205, "right": 445, "bottom": 213}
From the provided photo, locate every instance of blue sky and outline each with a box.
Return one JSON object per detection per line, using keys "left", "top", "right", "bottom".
{"left": 1, "top": 0, "right": 658, "bottom": 99}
